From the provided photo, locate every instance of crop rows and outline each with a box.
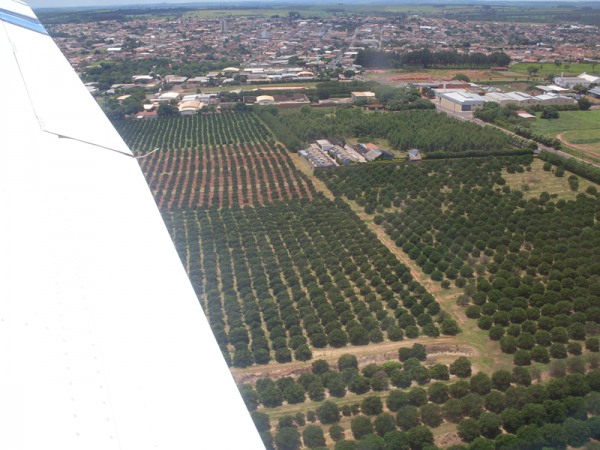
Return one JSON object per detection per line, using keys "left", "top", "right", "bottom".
{"left": 164, "top": 197, "right": 441, "bottom": 367}
{"left": 246, "top": 350, "right": 600, "bottom": 450}
{"left": 114, "top": 111, "right": 271, "bottom": 151}
{"left": 318, "top": 155, "right": 600, "bottom": 366}
{"left": 138, "top": 143, "right": 315, "bottom": 209}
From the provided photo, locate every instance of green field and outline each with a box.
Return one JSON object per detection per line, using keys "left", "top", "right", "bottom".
{"left": 183, "top": 3, "right": 441, "bottom": 18}
{"left": 180, "top": 3, "right": 600, "bottom": 22}
{"left": 530, "top": 110, "right": 600, "bottom": 161}
{"left": 510, "top": 62, "right": 599, "bottom": 77}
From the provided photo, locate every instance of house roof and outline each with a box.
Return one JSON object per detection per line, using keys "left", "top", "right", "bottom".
{"left": 179, "top": 100, "right": 204, "bottom": 112}
{"left": 579, "top": 72, "right": 600, "bottom": 83}
{"left": 408, "top": 149, "right": 422, "bottom": 160}
{"left": 364, "top": 148, "right": 382, "bottom": 160}
{"left": 256, "top": 95, "right": 274, "bottom": 102}
{"left": 536, "top": 84, "right": 568, "bottom": 92}
{"left": 351, "top": 91, "right": 376, "bottom": 97}
{"left": 441, "top": 90, "right": 485, "bottom": 105}
{"left": 158, "top": 92, "right": 180, "bottom": 100}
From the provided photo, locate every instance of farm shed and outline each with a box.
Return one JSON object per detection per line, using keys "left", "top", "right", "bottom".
{"left": 364, "top": 148, "right": 383, "bottom": 161}
{"left": 351, "top": 91, "right": 376, "bottom": 103}
{"left": 256, "top": 95, "right": 275, "bottom": 105}
{"left": 164, "top": 75, "right": 188, "bottom": 84}
{"left": 485, "top": 91, "right": 536, "bottom": 106}
{"left": 301, "top": 144, "right": 338, "bottom": 169}
{"left": 534, "top": 94, "right": 576, "bottom": 106}
{"left": 157, "top": 92, "right": 181, "bottom": 103}
{"left": 178, "top": 100, "right": 203, "bottom": 115}
{"left": 587, "top": 87, "right": 600, "bottom": 99}
{"left": 316, "top": 139, "right": 334, "bottom": 152}
{"left": 408, "top": 149, "right": 422, "bottom": 161}
{"left": 535, "top": 84, "right": 569, "bottom": 94}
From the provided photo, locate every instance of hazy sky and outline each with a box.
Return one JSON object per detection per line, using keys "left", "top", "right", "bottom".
{"left": 29, "top": 0, "right": 194, "bottom": 8}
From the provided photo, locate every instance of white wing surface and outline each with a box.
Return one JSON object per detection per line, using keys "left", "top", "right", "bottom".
{"left": 0, "top": 1, "right": 264, "bottom": 448}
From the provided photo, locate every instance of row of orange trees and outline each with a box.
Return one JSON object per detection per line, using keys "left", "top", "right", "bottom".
{"left": 164, "top": 197, "right": 443, "bottom": 367}
{"left": 318, "top": 155, "right": 600, "bottom": 367}
{"left": 138, "top": 143, "right": 315, "bottom": 209}
{"left": 115, "top": 110, "right": 272, "bottom": 151}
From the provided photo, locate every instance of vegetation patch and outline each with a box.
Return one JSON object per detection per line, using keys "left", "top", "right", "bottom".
{"left": 318, "top": 155, "right": 600, "bottom": 369}
{"left": 270, "top": 107, "right": 515, "bottom": 154}
{"left": 139, "top": 143, "right": 314, "bottom": 209}
{"left": 502, "top": 159, "right": 597, "bottom": 200}
{"left": 164, "top": 197, "right": 446, "bottom": 367}
{"left": 247, "top": 350, "right": 600, "bottom": 450}
{"left": 115, "top": 111, "right": 271, "bottom": 151}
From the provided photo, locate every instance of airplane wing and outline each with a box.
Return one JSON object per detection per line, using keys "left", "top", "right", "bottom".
{"left": 0, "top": 1, "right": 264, "bottom": 448}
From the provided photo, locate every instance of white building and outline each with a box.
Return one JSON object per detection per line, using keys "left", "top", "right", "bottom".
{"left": 157, "top": 92, "right": 181, "bottom": 103}
{"left": 178, "top": 100, "right": 203, "bottom": 115}
{"left": 351, "top": 91, "right": 376, "bottom": 102}
{"left": 256, "top": 95, "right": 275, "bottom": 105}
{"left": 485, "top": 91, "right": 536, "bottom": 105}
{"left": 536, "top": 84, "right": 569, "bottom": 94}
{"left": 440, "top": 91, "right": 486, "bottom": 112}
{"left": 316, "top": 139, "right": 333, "bottom": 152}
{"left": 164, "top": 75, "right": 188, "bottom": 84}
{"left": 553, "top": 73, "right": 599, "bottom": 89}
{"left": 533, "top": 93, "right": 576, "bottom": 106}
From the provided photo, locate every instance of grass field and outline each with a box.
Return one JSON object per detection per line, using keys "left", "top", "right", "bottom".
{"left": 180, "top": 3, "right": 600, "bottom": 22}
{"left": 185, "top": 8, "right": 307, "bottom": 18}
{"left": 182, "top": 4, "right": 460, "bottom": 19}
{"left": 502, "top": 158, "right": 597, "bottom": 200}
{"left": 510, "top": 62, "right": 599, "bottom": 77}
{"left": 530, "top": 110, "right": 600, "bottom": 161}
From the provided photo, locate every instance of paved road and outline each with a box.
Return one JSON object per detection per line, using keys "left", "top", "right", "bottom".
{"left": 435, "top": 103, "right": 600, "bottom": 169}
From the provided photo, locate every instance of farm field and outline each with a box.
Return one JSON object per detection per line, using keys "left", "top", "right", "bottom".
{"left": 120, "top": 111, "right": 317, "bottom": 208}
{"left": 502, "top": 158, "right": 598, "bottom": 200}
{"left": 510, "top": 62, "right": 600, "bottom": 77}
{"left": 181, "top": 4, "right": 459, "bottom": 19}
{"left": 113, "top": 109, "right": 600, "bottom": 449}
{"left": 366, "top": 68, "right": 529, "bottom": 85}
{"left": 163, "top": 197, "right": 441, "bottom": 367}
{"left": 138, "top": 143, "right": 315, "bottom": 209}
{"left": 529, "top": 110, "right": 600, "bottom": 161}
{"left": 114, "top": 110, "right": 271, "bottom": 151}
{"left": 244, "top": 352, "right": 600, "bottom": 449}
{"left": 318, "top": 155, "right": 600, "bottom": 367}
{"left": 178, "top": 2, "right": 600, "bottom": 24}
{"left": 367, "top": 62, "right": 598, "bottom": 88}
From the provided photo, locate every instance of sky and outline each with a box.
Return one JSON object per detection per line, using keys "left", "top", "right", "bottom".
{"left": 29, "top": 0, "right": 198, "bottom": 8}
{"left": 26, "top": 0, "right": 577, "bottom": 9}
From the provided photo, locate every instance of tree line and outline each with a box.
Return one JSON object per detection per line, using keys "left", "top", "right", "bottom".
{"left": 271, "top": 107, "right": 514, "bottom": 154}
{"left": 83, "top": 57, "right": 239, "bottom": 90}
{"left": 540, "top": 151, "right": 600, "bottom": 184}
{"left": 355, "top": 49, "right": 510, "bottom": 69}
